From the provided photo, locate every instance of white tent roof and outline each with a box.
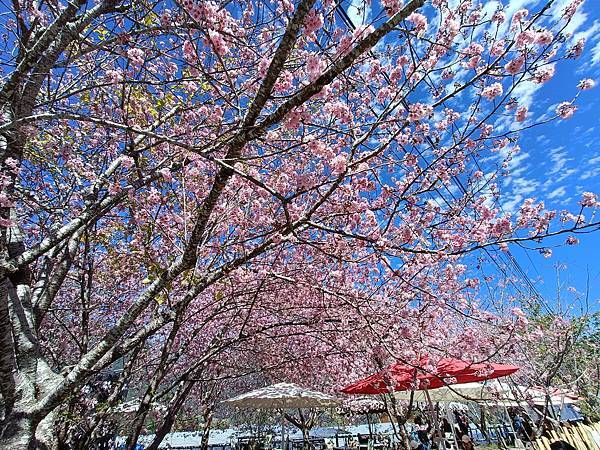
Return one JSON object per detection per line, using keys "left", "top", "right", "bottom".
{"left": 394, "top": 381, "right": 581, "bottom": 406}
{"left": 223, "top": 383, "right": 341, "bottom": 409}
{"left": 394, "top": 382, "right": 497, "bottom": 403}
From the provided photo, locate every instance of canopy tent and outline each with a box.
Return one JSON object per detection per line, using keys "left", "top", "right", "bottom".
{"left": 391, "top": 381, "right": 581, "bottom": 405}
{"left": 392, "top": 381, "right": 581, "bottom": 449}
{"left": 527, "top": 386, "right": 582, "bottom": 406}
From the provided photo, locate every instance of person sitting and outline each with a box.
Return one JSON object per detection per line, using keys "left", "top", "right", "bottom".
{"left": 409, "top": 440, "right": 424, "bottom": 450}
{"left": 453, "top": 411, "right": 469, "bottom": 439}
{"left": 460, "top": 435, "right": 475, "bottom": 450}
{"left": 441, "top": 418, "right": 452, "bottom": 435}
{"left": 413, "top": 416, "right": 431, "bottom": 448}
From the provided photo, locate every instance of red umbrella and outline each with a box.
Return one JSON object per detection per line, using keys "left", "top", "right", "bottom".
{"left": 341, "top": 357, "right": 519, "bottom": 394}
{"left": 341, "top": 357, "right": 519, "bottom": 448}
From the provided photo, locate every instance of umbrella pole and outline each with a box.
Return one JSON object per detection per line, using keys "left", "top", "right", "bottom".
{"left": 502, "top": 403, "right": 519, "bottom": 446}
{"left": 424, "top": 388, "right": 441, "bottom": 448}
{"left": 447, "top": 407, "right": 459, "bottom": 450}
{"left": 281, "top": 412, "right": 286, "bottom": 450}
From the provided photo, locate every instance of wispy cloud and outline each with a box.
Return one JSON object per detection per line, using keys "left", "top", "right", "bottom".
{"left": 592, "top": 41, "right": 600, "bottom": 66}
{"left": 588, "top": 155, "right": 600, "bottom": 165}
{"left": 547, "top": 186, "right": 566, "bottom": 199}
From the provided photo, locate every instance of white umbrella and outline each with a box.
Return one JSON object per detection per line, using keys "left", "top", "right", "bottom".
{"left": 223, "top": 382, "right": 340, "bottom": 409}
{"left": 339, "top": 397, "right": 387, "bottom": 414}
{"left": 223, "top": 383, "right": 340, "bottom": 450}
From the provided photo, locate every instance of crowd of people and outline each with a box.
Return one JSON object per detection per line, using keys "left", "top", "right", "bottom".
{"left": 407, "top": 407, "right": 585, "bottom": 450}
{"left": 407, "top": 412, "right": 474, "bottom": 450}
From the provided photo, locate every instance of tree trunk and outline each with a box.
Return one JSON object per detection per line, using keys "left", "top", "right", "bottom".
{"left": 1, "top": 410, "right": 38, "bottom": 450}
{"left": 302, "top": 427, "right": 311, "bottom": 450}
{"left": 199, "top": 408, "right": 214, "bottom": 450}
{"left": 145, "top": 379, "right": 196, "bottom": 450}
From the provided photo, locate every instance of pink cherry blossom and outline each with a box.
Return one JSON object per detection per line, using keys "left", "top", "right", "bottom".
{"left": 567, "top": 37, "right": 585, "bottom": 59}
{"left": 408, "top": 102, "right": 433, "bottom": 121}
{"left": 492, "top": 10, "right": 506, "bottom": 23}
{"left": 578, "top": 78, "right": 595, "bottom": 90}
{"left": 304, "top": 9, "right": 323, "bottom": 35}
{"left": 207, "top": 30, "right": 229, "bottom": 55}
{"left": 0, "top": 192, "right": 13, "bottom": 208}
{"left": 489, "top": 39, "right": 506, "bottom": 57}
{"left": 329, "top": 154, "right": 347, "bottom": 175}
{"left": 563, "top": 0, "right": 584, "bottom": 19}
{"left": 511, "top": 9, "right": 529, "bottom": 29}
{"left": 579, "top": 192, "right": 599, "bottom": 207}
{"left": 535, "top": 29, "right": 554, "bottom": 45}
{"left": 565, "top": 236, "right": 579, "bottom": 245}
{"left": 481, "top": 82, "right": 503, "bottom": 100}
{"left": 515, "top": 106, "right": 528, "bottom": 122}
{"left": 533, "top": 64, "right": 555, "bottom": 83}
{"left": 505, "top": 55, "right": 524, "bottom": 75}
{"left": 306, "top": 55, "right": 325, "bottom": 81}
{"left": 555, "top": 102, "right": 577, "bottom": 119}
{"left": 406, "top": 12, "right": 428, "bottom": 36}
{"left": 381, "top": 0, "right": 403, "bottom": 15}
{"left": 127, "top": 48, "right": 145, "bottom": 67}
{"left": 183, "top": 39, "right": 197, "bottom": 64}
{"left": 121, "top": 156, "right": 135, "bottom": 169}
{"left": 515, "top": 30, "right": 537, "bottom": 48}
{"left": 159, "top": 167, "right": 173, "bottom": 182}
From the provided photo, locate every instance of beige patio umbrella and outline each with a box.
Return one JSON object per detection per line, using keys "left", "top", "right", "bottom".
{"left": 223, "top": 383, "right": 341, "bottom": 409}
{"left": 223, "top": 383, "right": 341, "bottom": 450}
{"left": 393, "top": 381, "right": 499, "bottom": 403}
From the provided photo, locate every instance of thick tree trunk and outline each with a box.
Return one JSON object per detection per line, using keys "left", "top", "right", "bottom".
{"left": 1, "top": 410, "right": 38, "bottom": 450}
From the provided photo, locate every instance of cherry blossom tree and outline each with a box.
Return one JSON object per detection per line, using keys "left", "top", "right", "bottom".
{"left": 0, "top": 0, "right": 599, "bottom": 447}
{"left": 509, "top": 284, "right": 600, "bottom": 426}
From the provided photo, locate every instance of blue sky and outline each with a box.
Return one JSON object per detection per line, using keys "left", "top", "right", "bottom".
{"left": 343, "top": 0, "right": 600, "bottom": 313}
{"left": 495, "top": 1, "right": 600, "bottom": 313}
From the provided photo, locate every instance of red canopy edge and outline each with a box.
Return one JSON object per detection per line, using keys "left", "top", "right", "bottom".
{"left": 341, "top": 357, "right": 520, "bottom": 395}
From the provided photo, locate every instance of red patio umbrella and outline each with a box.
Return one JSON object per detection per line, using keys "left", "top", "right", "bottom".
{"left": 341, "top": 357, "right": 519, "bottom": 395}
{"left": 341, "top": 357, "right": 519, "bottom": 448}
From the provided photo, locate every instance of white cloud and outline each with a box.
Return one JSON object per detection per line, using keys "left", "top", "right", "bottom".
{"left": 507, "top": 151, "right": 531, "bottom": 178}
{"left": 548, "top": 146, "right": 572, "bottom": 175}
{"left": 580, "top": 166, "right": 600, "bottom": 180}
{"left": 572, "top": 20, "right": 600, "bottom": 44}
{"left": 547, "top": 186, "right": 566, "bottom": 199}
{"left": 511, "top": 177, "right": 540, "bottom": 196}
{"left": 555, "top": 168, "right": 577, "bottom": 183}
{"left": 503, "top": 193, "right": 524, "bottom": 213}
{"left": 496, "top": 81, "right": 544, "bottom": 132}
{"left": 592, "top": 41, "right": 600, "bottom": 66}
{"left": 588, "top": 155, "right": 600, "bottom": 165}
